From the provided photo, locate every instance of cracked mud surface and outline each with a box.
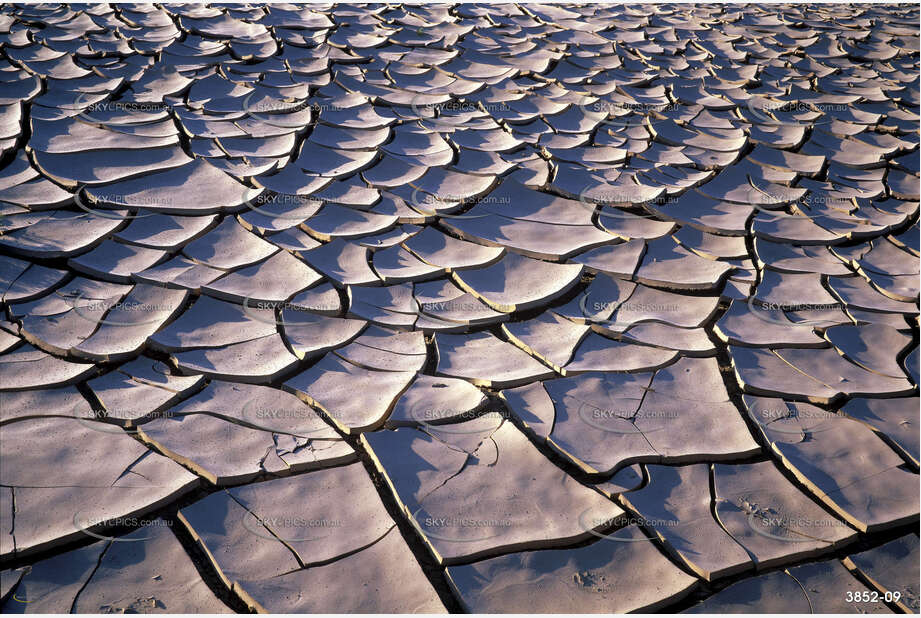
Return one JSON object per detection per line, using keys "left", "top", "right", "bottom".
{"left": 0, "top": 2, "right": 918, "bottom": 614}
